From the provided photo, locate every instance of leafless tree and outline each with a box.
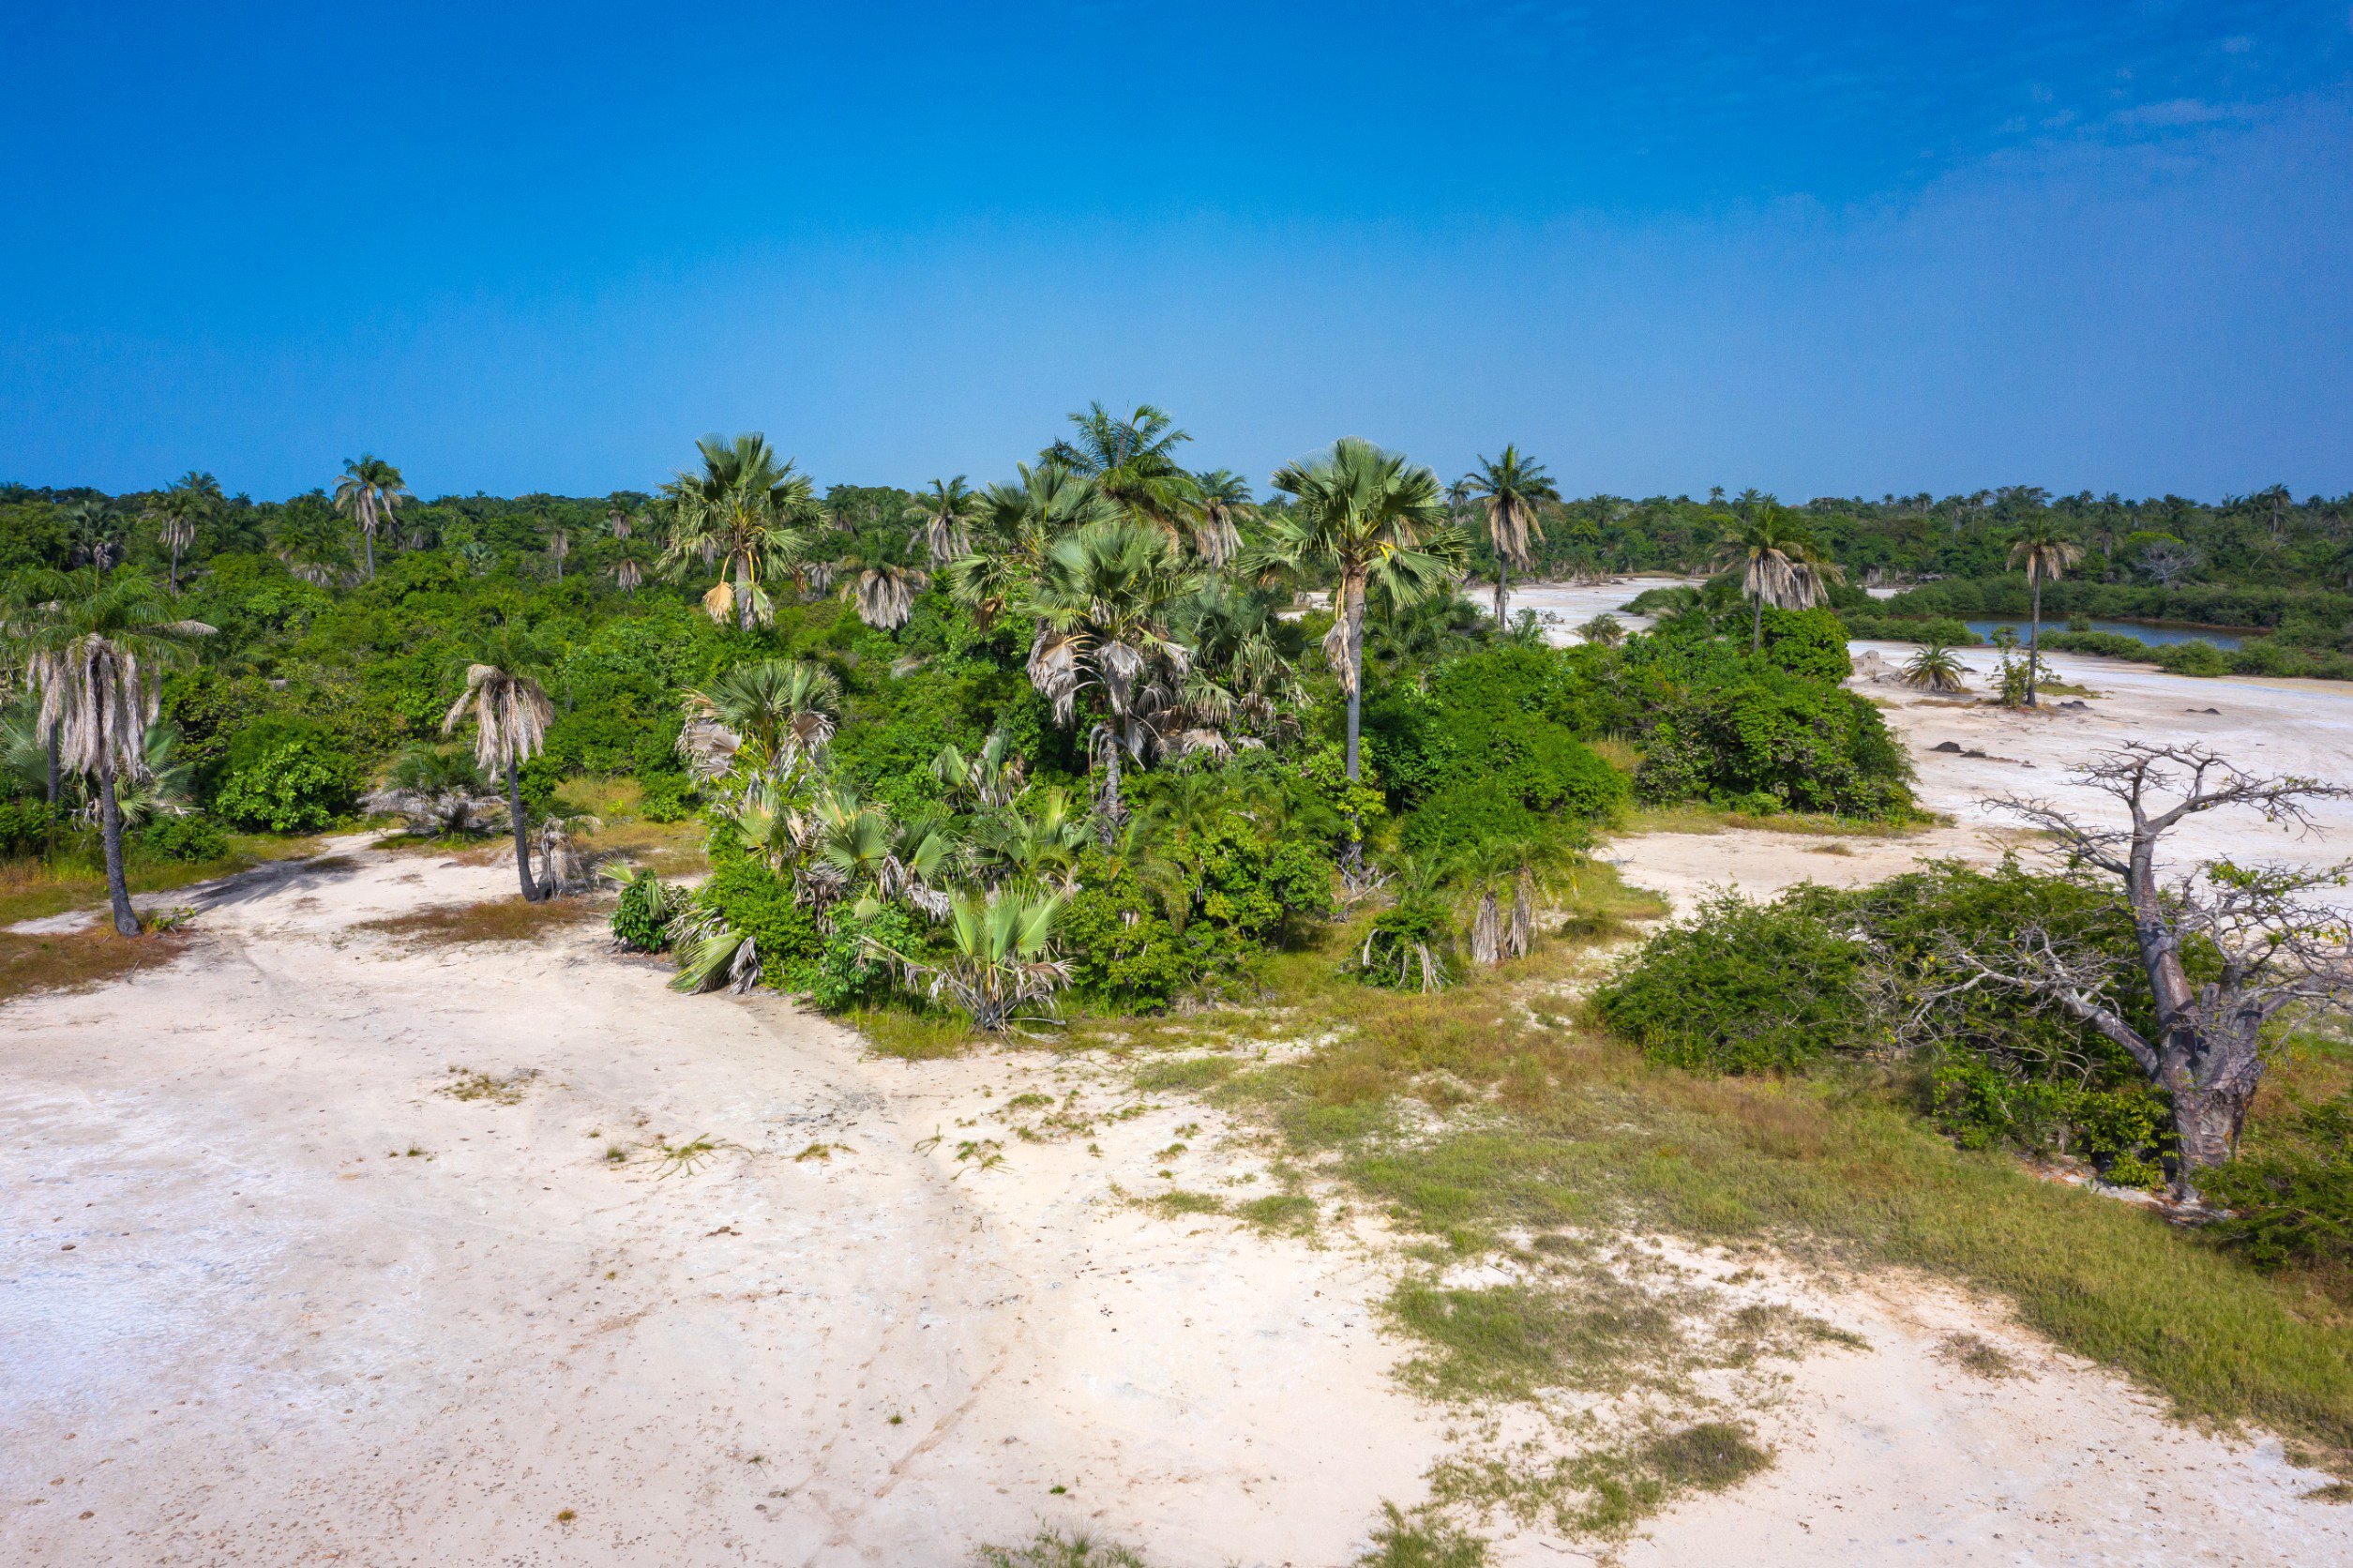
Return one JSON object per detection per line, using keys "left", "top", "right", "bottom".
{"left": 1944, "top": 745, "right": 2353, "bottom": 1196}
{"left": 2134, "top": 537, "right": 2203, "bottom": 588}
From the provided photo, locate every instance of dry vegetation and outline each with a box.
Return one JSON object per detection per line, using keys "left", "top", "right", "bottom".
{"left": 354, "top": 895, "right": 605, "bottom": 947}
{"left": 0, "top": 926, "right": 190, "bottom": 1003}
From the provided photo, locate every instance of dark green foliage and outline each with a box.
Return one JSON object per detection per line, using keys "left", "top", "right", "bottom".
{"left": 1754, "top": 606, "right": 1852, "bottom": 682}
{"left": 1595, "top": 863, "right": 2174, "bottom": 1180}
{"left": 1633, "top": 668, "right": 1912, "bottom": 818}
{"left": 696, "top": 857, "right": 822, "bottom": 986}
{"left": 0, "top": 799, "right": 56, "bottom": 856}
{"left": 2203, "top": 1091, "right": 2353, "bottom": 1272}
{"left": 796, "top": 906, "right": 921, "bottom": 1011}
{"left": 139, "top": 813, "right": 230, "bottom": 863}
{"left": 1592, "top": 892, "right": 1868, "bottom": 1071}
{"left": 609, "top": 869, "right": 675, "bottom": 953}
{"left": 1359, "top": 896, "right": 1456, "bottom": 990}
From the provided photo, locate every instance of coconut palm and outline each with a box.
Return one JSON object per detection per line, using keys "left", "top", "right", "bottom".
{"left": 1713, "top": 506, "right": 1843, "bottom": 653}
{"left": 2008, "top": 520, "right": 2086, "bottom": 706}
{"left": 678, "top": 658, "right": 842, "bottom": 779}
{"left": 910, "top": 476, "right": 982, "bottom": 565}
{"left": 1902, "top": 641, "right": 1971, "bottom": 694}
{"left": 333, "top": 455, "right": 412, "bottom": 581}
{"left": 21, "top": 574, "right": 213, "bottom": 933}
{"left": 1023, "top": 518, "right": 1198, "bottom": 827}
{"left": 1255, "top": 438, "right": 1466, "bottom": 792}
{"left": 442, "top": 648, "right": 558, "bottom": 901}
{"left": 1459, "top": 445, "right": 1560, "bottom": 628}
{"left": 660, "top": 433, "right": 818, "bottom": 629}
{"left": 146, "top": 486, "right": 202, "bottom": 593}
{"left": 841, "top": 562, "right": 928, "bottom": 630}
{"left": 1187, "top": 469, "right": 1254, "bottom": 568}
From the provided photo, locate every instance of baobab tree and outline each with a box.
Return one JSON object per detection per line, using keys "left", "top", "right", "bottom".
{"left": 1946, "top": 745, "right": 2353, "bottom": 1198}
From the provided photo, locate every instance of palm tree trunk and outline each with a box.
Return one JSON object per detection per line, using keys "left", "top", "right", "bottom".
{"left": 507, "top": 768, "right": 540, "bottom": 901}
{"left": 1750, "top": 595, "right": 1764, "bottom": 653}
{"left": 44, "top": 727, "right": 59, "bottom": 860}
{"left": 99, "top": 761, "right": 138, "bottom": 937}
{"left": 2027, "top": 575, "right": 2043, "bottom": 706}
{"left": 169, "top": 539, "right": 181, "bottom": 593}
{"left": 1344, "top": 572, "right": 1366, "bottom": 881}
{"left": 1100, "top": 734, "right": 1124, "bottom": 839}
{"left": 736, "top": 558, "right": 755, "bottom": 631}
{"left": 1492, "top": 562, "right": 1509, "bottom": 631}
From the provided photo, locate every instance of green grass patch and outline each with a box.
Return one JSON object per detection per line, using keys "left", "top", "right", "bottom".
{"left": 1134, "top": 1054, "right": 1240, "bottom": 1092}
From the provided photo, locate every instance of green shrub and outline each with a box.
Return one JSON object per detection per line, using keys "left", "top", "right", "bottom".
{"left": 1756, "top": 606, "right": 1852, "bottom": 682}
{"left": 0, "top": 799, "right": 56, "bottom": 856}
{"left": 694, "top": 857, "right": 822, "bottom": 986}
{"left": 1633, "top": 671, "right": 1913, "bottom": 819}
{"left": 1592, "top": 892, "right": 1869, "bottom": 1071}
{"left": 139, "top": 813, "right": 231, "bottom": 863}
{"left": 638, "top": 773, "right": 697, "bottom": 822}
{"left": 1358, "top": 896, "right": 1457, "bottom": 991}
{"left": 2156, "top": 639, "right": 2232, "bottom": 677}
{"left": 798, "top": 906, "right": 920, "bottom": 1011}
{"left": 212, "top": 737, "right": 357, "bottom": 831}
{"left": 609, "top": 868, "right": 676, "bottom": 953}
{"left": 2203, "top": 1091, "right": 2353, "bottom": 1271}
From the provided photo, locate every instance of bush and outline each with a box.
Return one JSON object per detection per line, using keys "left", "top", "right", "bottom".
{"left": 694, "top": 858, "right": 822, "bottom": 987}
{"left": 609, "top": 868, "right": 676, "bottom": 953}
{"left": 637, "top": 772, "right": 697, "bottom": 822}
{"left": 139, "top": 813, "right": 231, "bottom": 864}
{"left": 797, "top": 906, "right": 920, "bottom": 1011}
{"left": 1592, "top": 892, "right": 1869, "bottom": 1071}
{"left": 0, "top": 799, "right": 56, "bottom": 857}
{"left": 2202, "top": 1091, "right": 2353, "bottom": 1272}
{"left": 1634, "top": 670, "right": 1913, "bottom": 819}
{"left": 212, "top": 737, "right": 357, "bottom": 831}
{"left": 1358, "top": 895, "right": 1456, "bottom": 991}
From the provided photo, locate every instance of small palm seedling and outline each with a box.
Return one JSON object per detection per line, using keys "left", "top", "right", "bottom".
{"left": 363, "top": 744, "right": 505, "bottom": 837}
{"left": 862, "top": 891, "right": 1072, "bottom": 1033}
{"left": 1902, "top": 641, "right": 1970, "bottom": 694}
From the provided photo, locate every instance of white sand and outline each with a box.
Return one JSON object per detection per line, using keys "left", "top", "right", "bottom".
{"left": 10, "top": 636, "right": 2353, "bottom": 1564}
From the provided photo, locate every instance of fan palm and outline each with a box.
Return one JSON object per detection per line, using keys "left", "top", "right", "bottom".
{"left": 678, "top": 658, "right": 842, "bottom": 780}
{"left": 1023, "top": 518, "right": 1198, "bottom": 827}
{"left": 1255, "top": 438, "right": 1466, "bottom": 791}
{"left": 943, "top": 461, "right": 1113, "bottom": 627}
{"left": 971, "top": 785, "right": 1091, "bottom": 893}
{"left": 2007, "top": 520, "right": 2086, "bottom": 705}
{"left": 146, "top": 486, "right": 202, "bottom": 593}
{"left": 1576, "top": 612, "right": 1625, "bottom": 647}
{"left": 1187, "top": 469, "right": 1254, "bottom": 568}
{"left": 1713, "top": 506, "right": 1844, "bottom": 652}
{"left": 607, "top": 507, "right": 646, "bottom": 594}
{"left": 910, "top": 476, "right": 982, "bottom": 565}
{"left": 442, "top": 646, "right": 558, "bottom": 901}
{"left": 1901, "top": 641, "right": 1971, "bottom": 694}
{"left": 841, "top": 562, "right": 928, "bottom": 630}
{"left": 660, "top": 433, "right": 817, "bottom": 629}
{"left": 864, "top": 890, "right": 1072, "bottom": 1033}
{"left": 20, "top": 574, "right": 213, "bottom": 933}
{"left": 931, "top": 730, "right": 1027, "bottom": 810}
{"left": 362, "top": 744, "right": 505, "bottom": 837}
{"left": 62, "top": 497, "right": 127, "bottom": 570}
{"left": 1459, "top": 445, "right": 1559, "bottom": 627}
{"left": 333, "top": 455, "right": 412, "bottom": 581}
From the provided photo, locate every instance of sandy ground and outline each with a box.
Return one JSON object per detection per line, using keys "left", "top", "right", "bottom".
{"left": 10, "top": 636, "right": 2353, "bottom": 1564}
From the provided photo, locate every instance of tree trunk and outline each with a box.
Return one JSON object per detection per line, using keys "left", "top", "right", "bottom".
{"left": 169, "top": 539, "right": 182, "bottom": 593}
{"left": 44, "top": 727, "right": 60, "bottom": 860}
{"left": 1492, "top": 562, "right": 1509, "bottom": 632}
{"left": 363, "top": 528, "right": 375, "bottom": 581}
{"left": 1750, "top": 595, "right": 1764, "bottom": 653}
{"left": 99, "top": 761, "right": 138, "bottom": 937}
{"left": 1099, "top": 732, "right": 1124, "bottom": 842}
{"left": 2026, "top": 575, "right": 2043, "bottom": 706}
{"left": 507, "top": 768, "right": 540, "bottom": 901}
{"left": 1471, "top": 892, "right": 1501, "bottom": 965}
{"left": 1343, "top": 572, "right": 1366, "bottom": 882}
{"left": 736, "top": 557, "right": 756, "bottom": 631}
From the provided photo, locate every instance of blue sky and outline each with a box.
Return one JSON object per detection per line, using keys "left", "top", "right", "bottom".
{"left": 3, "top": 2, "right": 2349, "bottom": 501}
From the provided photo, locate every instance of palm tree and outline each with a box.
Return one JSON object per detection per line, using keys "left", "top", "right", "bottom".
{"left": 1024, "top": 518, "right": 1197, "bottom": 827}
{"left": 910, "top": 476, "right": 982, "bottom": 565}
{"left": 2007, "top": 520, "right": 2086, "bottom": 706}
{"left": 1048, "top": 402, "right": 1198, "bottom": 539}
{"left": 546, "top": 526, "right": 570, "bottom": 582}
{"left": 1257, "top": 438, "right": 1465, "bottom": 792}
{"left": 1901, "top": 641, "right": 1970, "bottom": 694}
{"left": 144, "top": 483, "right": 205, "bottom": 592}
{"left": 660, "top": 433, "right": 817, "bottom": 629}
{"left": 678, "top": 658, "right": 842, "bottom": 778}
{"left": 607, "top": 507, "right": 646, "bottom": 594}
{"left": 943, "top": 460, "right": 1113, "bottom": 627}
{"left": 863, "top": 890, "right": 1072, "bottom": 1033}
{"left": 61, "top": 497, "right": 126, "bottom": 569}
{"left": 841, "top": 562, "right": 928, "bottom": 630}
{"left": 1576, "top": 612, "right": 1625, "bottom": 647}
{"left": 21, "top": 575, "right": 213, "bottom": 933}
{"left": 333, "top": 455, "right": 412, "bottom": 581}
{"left": 442, "top": 648, "right": 557, "bottom": 901}
{"left": 1713, "top": 506, "right": 1843, "bottom": 652}
{"left": 1459, "top": 445, "right": 1560, "bottom": 627}
{"left": 1187, "top": 470, "right": 1254, "bottom": 568}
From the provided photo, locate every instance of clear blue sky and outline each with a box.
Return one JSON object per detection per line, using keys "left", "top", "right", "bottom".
{"left": 3, "top": 2, "right": 2349, "bottom": 502}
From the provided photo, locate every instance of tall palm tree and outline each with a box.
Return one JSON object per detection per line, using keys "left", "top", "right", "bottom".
{"left": 1256, "top": 438, "right": 1465, "bottom": 790}
{"left": 546, "top": 525, "right": 570, "bottom": 582}
{"left": 1459, "top": 445, "right": 1560, "bottom": 627}
{"left": 1048, "top": 402, "right": 1197, "bottom": 534}
{"left": 20, "top": 575, "right": 213, "bottom": 933}
{"left": 1187, "top": 469, "right": 1254, "bottom": 568}
{"left": 606, "top": 506, "right": 646, "bottom": 594}
{"left": 660, "top": 433, "right": 817, "bottom": 629}
{"left": 443, "top": 647, "right": 557, "bottom": 901}
{"left": 910, "top": 476, "right": 982, "bottom": 565}
{"left": 333, "top": 455, "right": 412, "bottom": 581}
{"left": 2008, "top": 520, "right": 2086, "bottom": 706}
{"left": 1024, "top": 518, "right": 1197, "bottom": 827}
{"left": 145, "top": 487, "right": 202, "bottom": 593}
{"left": 943, "top": 460, "right": 1112, "bottom": 627}
{"left": 1713, "top": 506, "right": 1843, "bottom": 653}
